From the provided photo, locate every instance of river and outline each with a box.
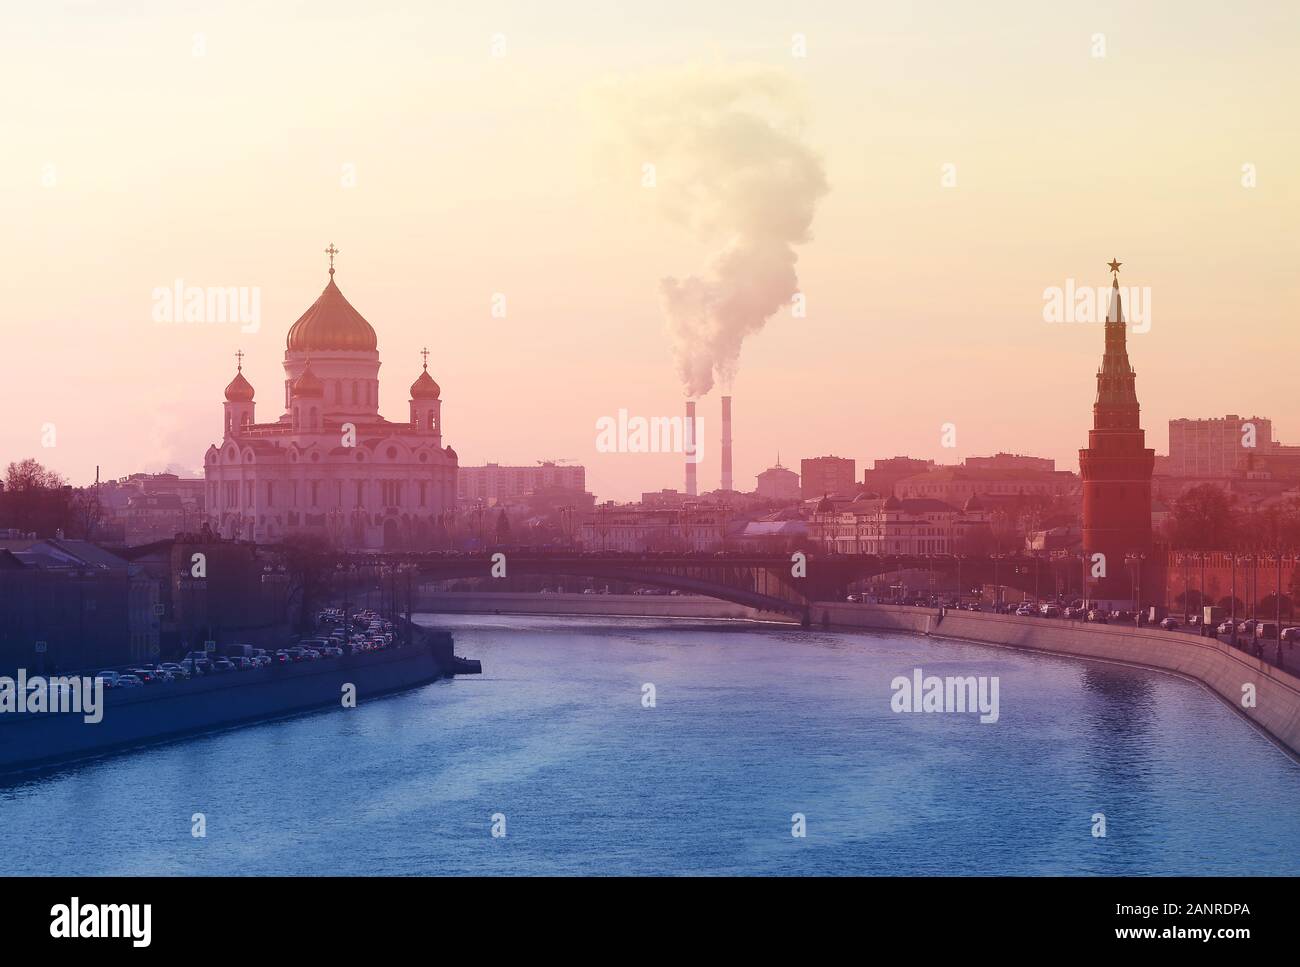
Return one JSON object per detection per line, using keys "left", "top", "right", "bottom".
{"left": 2, "top": 614, "right": 1296, "bottom": 875}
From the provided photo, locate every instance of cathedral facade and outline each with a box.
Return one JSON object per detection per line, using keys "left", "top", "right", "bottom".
{"left": 204, "top": 252, "right": 458, "bottom": 549}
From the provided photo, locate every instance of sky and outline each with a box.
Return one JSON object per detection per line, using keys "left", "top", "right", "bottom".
{"left": 3, "top": 0, "right": 1298, "bottom": 500}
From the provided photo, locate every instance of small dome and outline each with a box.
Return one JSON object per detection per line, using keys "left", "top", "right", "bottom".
{"left": 224, "top": 369, "right": 254, "bottom": 402}
{"left": 410, "top": 367, "right": 440, "bottom": 400}
{"left": 963, "top": 494, "right": 985, "bottom": 512}
{"left": 815, "top": 494, "right": 835, "bottom": 514}
{"left": 291, "top": 364, "right": 324, "bottom": 398}
{"left": 883, "top": 495, "right": 902, "bottom": 510}
{"left": 444, "top": 446, "right": 458, "bottom": 461}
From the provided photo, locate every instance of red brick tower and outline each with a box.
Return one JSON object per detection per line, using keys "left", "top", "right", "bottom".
{"left": 1079, "top": 261, "right": 1154, "bottom": 606}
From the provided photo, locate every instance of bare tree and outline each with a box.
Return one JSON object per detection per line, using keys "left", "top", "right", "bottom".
{"left": 1, "top": 458, "right": 70, "bottom": 536}
{"left": 277, "top": 534, "right": 335, "bottom": 633}
{"left": 68, "top": 488, "right": 104, "bottom": 540}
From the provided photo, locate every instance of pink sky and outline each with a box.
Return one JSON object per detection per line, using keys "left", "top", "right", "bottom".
{"left": 4, "top": 1, "right": 1298, "bottom": 500}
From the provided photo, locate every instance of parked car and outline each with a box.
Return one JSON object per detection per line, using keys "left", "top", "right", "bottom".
{"left": 95, "top": 670, "right": 119, "bottom": 689}
{"left": 1217, "top": 620, "right": 1237, "bottom": 635}
{"left": 1237, "top": 619, "right": 1258, "bottom": 635}
{"left": 159, "top": 662, "right": 188, "bottom": 678}
{"left": 211, "top": 659, "right": 236, "bottom": 673}
{"left": 1087, "top": 610, "right": 1108, "bottom": 623}
{"left": 1281, "top": 627, "right": 1300, "bottom": 643}
{"left": 115, "top": 674, "right": 144, "bottom": 688}
{"left": 1159, "top": 617, "right": 1180, "bottom": 630}
{"left": 1041, "top": 605, "right": 1062, "bottom": 618}
{"left": 179, "top": 657, "right": 213, "bottom": 675}
{"left": 1255, "top": 622, "right": 1279, "bottom": 640}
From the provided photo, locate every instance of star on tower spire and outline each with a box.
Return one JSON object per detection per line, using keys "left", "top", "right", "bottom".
{"left": 1107, "top": 258, "right": 1122, "bottom": 276}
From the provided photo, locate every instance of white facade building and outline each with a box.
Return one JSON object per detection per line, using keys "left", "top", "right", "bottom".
{"left": 204, "top": 256, "right": 458, "bottom": 549}
{"left": 809, "top": 496, "right": 992, "bottom": 555}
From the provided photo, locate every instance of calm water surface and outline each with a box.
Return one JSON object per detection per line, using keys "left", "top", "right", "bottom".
{"left": 2, "top": 614, "right": 1297, "bottom": 875}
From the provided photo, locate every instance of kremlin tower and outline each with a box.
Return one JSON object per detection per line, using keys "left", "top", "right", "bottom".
{"left": 1078, "top": 260, "right": 1154, "bottom": 607}
{"left": 204, "top": 245, "right": 458, "bottom": 549}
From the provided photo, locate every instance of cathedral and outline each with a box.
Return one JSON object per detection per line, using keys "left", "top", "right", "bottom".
{"left": 204, "top": 247, "right": 458, "bottom": 549}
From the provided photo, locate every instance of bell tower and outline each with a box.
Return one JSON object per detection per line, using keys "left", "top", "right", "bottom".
{"left": 409, "top": 347, "right": 443, "bottom": 447}
{"left": 222, "top": 350, "right": 255, "bottom": 437}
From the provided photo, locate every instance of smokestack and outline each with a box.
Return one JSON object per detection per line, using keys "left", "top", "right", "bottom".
{"left": 721, "top": 395, "right": 733, "bottom": 492}
{"left": 685, "top": 399, "right": 698, "bottom": 496}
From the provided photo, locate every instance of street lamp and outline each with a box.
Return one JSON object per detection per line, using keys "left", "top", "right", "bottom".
{"left": 1230, "top": 550, "right": 1238, "bottom": 646}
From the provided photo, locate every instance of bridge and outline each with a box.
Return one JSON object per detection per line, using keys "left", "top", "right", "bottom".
{"left": 343, "top": 552, "right": 1071, "bottom": 621}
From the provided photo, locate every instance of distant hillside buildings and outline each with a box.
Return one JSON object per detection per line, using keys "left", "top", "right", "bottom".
{"left": 801, "top": 455, "right": 856, "bottom": 499}
{"left": 458, "top": 461, "right": 587, "bottom": 503}
{"left": 755, "top": 459, "right": 800, "bottom": 501}
{"left": 809, "top": 494, "right": 993, "bottom": 556}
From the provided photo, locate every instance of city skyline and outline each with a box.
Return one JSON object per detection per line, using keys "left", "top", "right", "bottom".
{"left": 3, "top": 1, "right": 1299, "bottom": 905}
{"left": 5, "top": 2, "right": 1298, "bottom": 501}
{"left": 9, "top": 249, "right": 1298, "bottom": 503}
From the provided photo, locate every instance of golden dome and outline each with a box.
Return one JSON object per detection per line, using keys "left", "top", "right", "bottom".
{"left": 285, "top": 275, "right": 377, "bottom": 352}
{"left": 224, "top": 369, "right": 254, "bottom": 402}
{"left": 410, "top": 366, "right": 441, "bottom": 400}
{"left": 291, "top": 364, "right": 324, "bottom": 398}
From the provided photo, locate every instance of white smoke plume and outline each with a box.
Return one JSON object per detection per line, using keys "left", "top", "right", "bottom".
{"left": 600, "top": 65, "right": 829, "bottom": 398}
